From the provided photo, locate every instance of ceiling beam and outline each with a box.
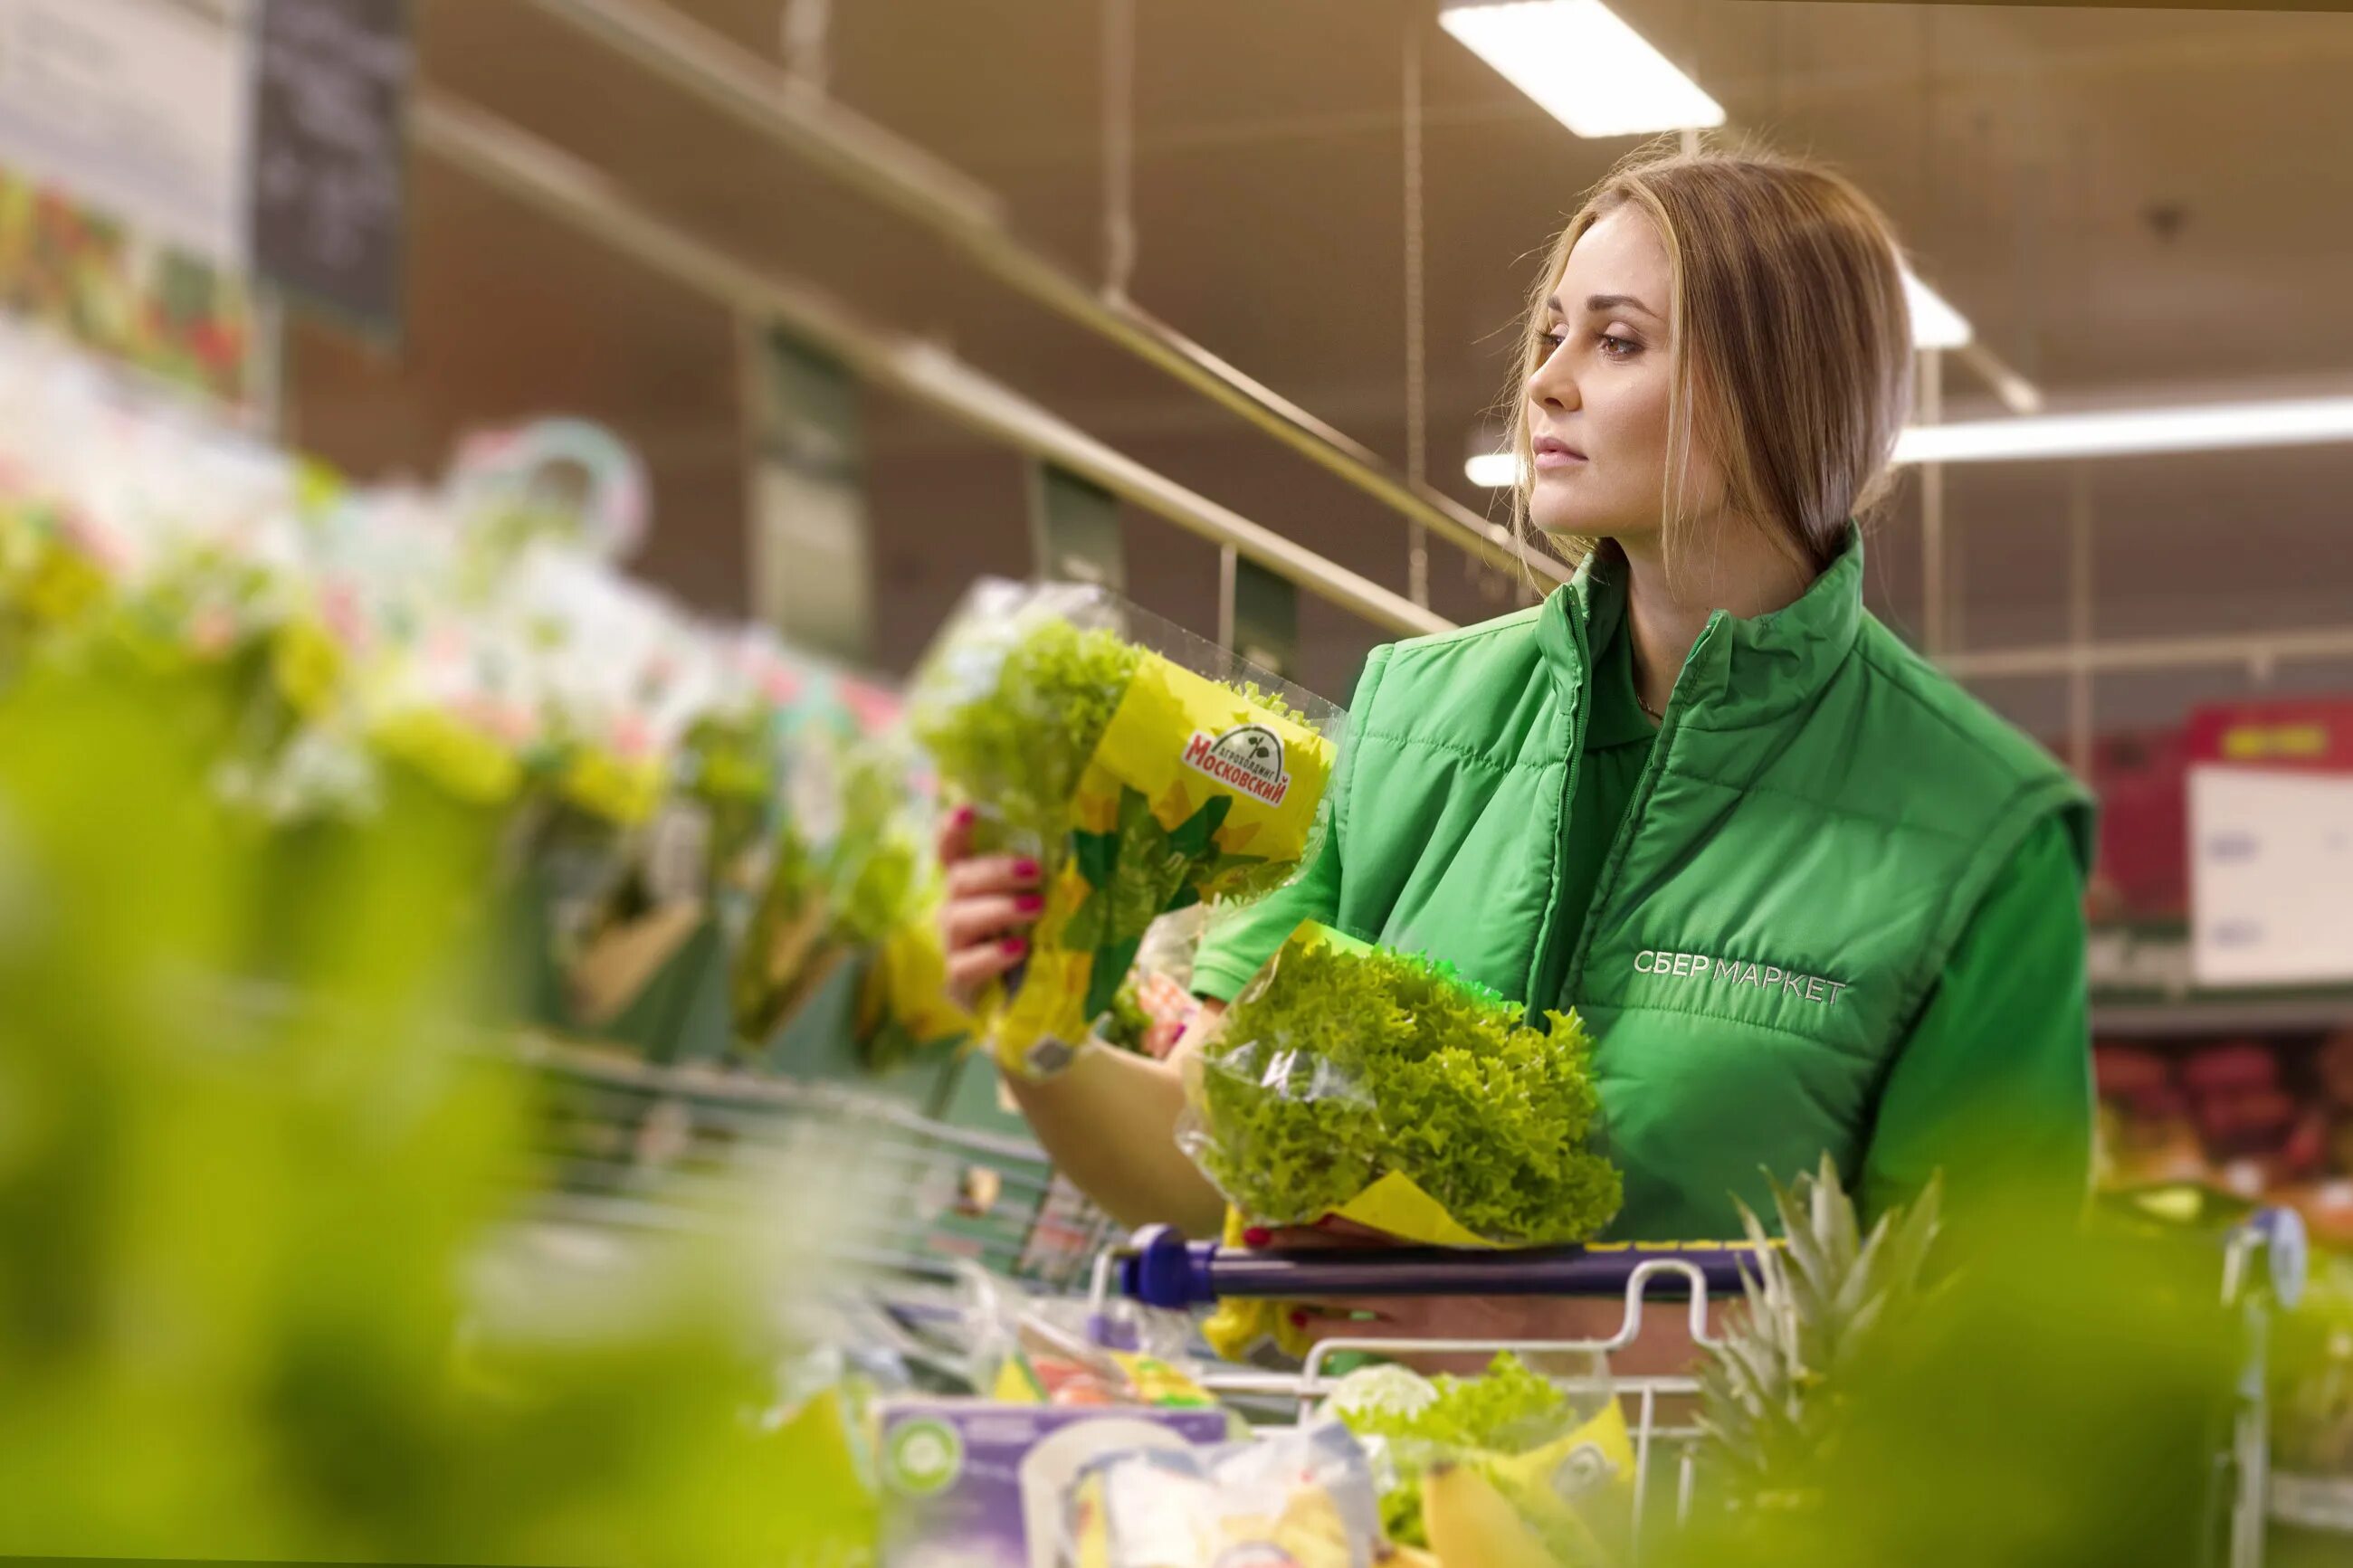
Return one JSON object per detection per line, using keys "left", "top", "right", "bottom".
{"left": 411, "top": 91, "right": 1456, "bottom": 641}
{"left": 514, "top": 0, "right": 1558, "bottom": 584}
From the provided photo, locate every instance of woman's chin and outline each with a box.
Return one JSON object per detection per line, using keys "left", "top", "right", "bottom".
{"left": 1531, "top": 507, "right": 1658, "bottom": 545}
{"left": 1529, "top": 508, "right": 1605, "bottom": 539}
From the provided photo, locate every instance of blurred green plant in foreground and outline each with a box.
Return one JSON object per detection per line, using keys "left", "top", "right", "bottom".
{"left": 0, "top": 632, "right": 872, "bottom": 1563}
{"left": 1668, "top": 1157, "right": 2249, "bottom": 1568}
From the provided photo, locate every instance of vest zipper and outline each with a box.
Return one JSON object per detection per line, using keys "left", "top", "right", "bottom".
{"left": 1526, "top": 607, "right": 1594, "bottom": 1012}
{"left": 1547, "top": 613, "right": 1726, "bottom": 1008}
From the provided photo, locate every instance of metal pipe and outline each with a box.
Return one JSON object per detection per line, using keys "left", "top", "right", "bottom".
{"left": 1402, "top": 11, "right": 1432, "bottom": 608}
{"left": 1958, "top": 338, "right": 2043, "bottom": 415}
{"left": 1918, "top": 347, "right": 1948, "bottom": 654}
{"left": 1942, "top": 624, "right": 2353, "bottom": 680}
{"left": 517, "top": 0, "right": 1553, "bottom": 584}
{"left": 414, "top": 93, "right": 1453, "bottom": 640}
{"left": 2067, "top": 465, "right": 2094, "bottom": 778}
{"left": 1216, "top": 544, "right": 1237, "bottom": 651}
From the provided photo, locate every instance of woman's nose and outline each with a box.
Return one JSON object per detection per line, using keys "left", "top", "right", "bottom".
{"left": 1527, "top": 347, "right": 1577, "bottom": 411}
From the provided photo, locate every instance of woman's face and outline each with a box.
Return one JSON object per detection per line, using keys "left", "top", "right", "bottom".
{"left": 1523, "top": 207, "right": 1713, "bottom": 542}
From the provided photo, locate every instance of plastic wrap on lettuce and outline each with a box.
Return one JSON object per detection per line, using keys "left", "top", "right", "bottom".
{"left": 1179, "top": 921, "right": 1621, "bottom": 1248}
{"left": 907, "top": 579, "right": 1342, "bottom": 1079}
{"left": 1062, "top": 1422, "right": 1379, "bottom": 1568}
{"left": 1329, "top": 1354, "right": 1634, "bottom": 1556}
{"left": 732, "top": 735, "right": 942, "bottom": 1060}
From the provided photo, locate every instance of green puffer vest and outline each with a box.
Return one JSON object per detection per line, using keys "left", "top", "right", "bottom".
{"left": 1191, "top": 530, "right": 2093, "bottom": 1240}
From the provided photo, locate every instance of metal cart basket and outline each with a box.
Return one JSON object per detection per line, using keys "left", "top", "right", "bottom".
{"left": 1099, "top": 1208, "right": 2310, "bottom": 1568}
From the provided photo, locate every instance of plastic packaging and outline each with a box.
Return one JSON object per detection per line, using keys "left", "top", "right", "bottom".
{"left": 1060, "top": 1421, "right": 1381, "bottom": 1568}
{"left": 1097, "top": 907, "right": 1210, "bottom": 1060}
{"left": 732, "top": 730, "right": 938, "bottom": 1057}
{"left": 907, "top": 579, "right": 1344, "bottom": 1079}
{"left": 1178, "top": 921, "right": 1622, "bottom": 1249}
{"left": 1326, "top": 1354, "right": 1632, "bottom": 1558}
{"left": 878, "top": 1399, "right": 1231, "bottom": 1568}
{"left": 963, "top": 1274, "right": 1222, "bottom": 1412}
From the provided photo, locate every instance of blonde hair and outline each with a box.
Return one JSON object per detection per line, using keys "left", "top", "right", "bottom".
{"left": 1510, "top": 141, "right": 1914, "bottom": 578}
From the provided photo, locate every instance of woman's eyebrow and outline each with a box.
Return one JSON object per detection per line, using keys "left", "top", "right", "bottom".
{"left": 1548, "top": 291, "right": 1662, "bottom": 322}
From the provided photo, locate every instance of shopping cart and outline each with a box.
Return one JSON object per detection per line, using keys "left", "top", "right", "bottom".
{"left": 513, "top": 1034, "right": 1122, "bottom": 1290}
{"left": 1099, "top": 1207, "right": 2310, "bottom": 1568}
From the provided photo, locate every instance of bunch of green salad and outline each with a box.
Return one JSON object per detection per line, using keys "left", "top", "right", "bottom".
{"left": 905, "top": 580, "right": 1344, "bottom": 1077}
{"left": 1185, "top": 923, "right": 1621, "bottom": 1246}
{"left": 1331, "top": 1354, "right": 1605, "bottom": 1550}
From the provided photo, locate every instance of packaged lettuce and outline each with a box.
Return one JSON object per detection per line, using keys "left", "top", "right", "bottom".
{"left": 908, "top": 580, "right": 1343, "bottom": 1079}
{"left": 1062, "top": 1421, "right": 1380, "bottom": 1568}
{"left": 1179, "top": 922, "right": 1622, "bottom": 1248}
{"left": 732, "top": 736, "right": 935, "bottom": 1060}
{"left": 1328, "top": 1354, "right": 1632, "bottom": 1555}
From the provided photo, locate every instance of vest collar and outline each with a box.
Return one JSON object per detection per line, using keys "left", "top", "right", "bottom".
{"left": 1541, "top": 524, "right": 1867, "bottom": 729}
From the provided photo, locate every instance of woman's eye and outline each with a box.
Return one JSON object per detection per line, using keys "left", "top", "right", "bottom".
{"left": 1599, "top": 333, "right": 1641, "bottom": 360}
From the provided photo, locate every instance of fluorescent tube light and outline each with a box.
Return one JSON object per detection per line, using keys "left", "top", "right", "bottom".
{"left": 1439, "top": 0, "right": 1724, "bottom": 138}
{"left": 1472, "top": 397, "right": 2353, "bottom": 475}
{"left": 1902, "top": 271, "right": 1971, "bottom": 350}
{"left": 1895, "top": 395, "right": 2353, "bottom": 464}
{"left": 1465, "top": 451, "right": 1521, "bottom": 488}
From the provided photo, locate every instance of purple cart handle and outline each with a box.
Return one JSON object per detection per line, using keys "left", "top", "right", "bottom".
{"left": 1123, "top": 1206, "right": 2310, "bottom": 1312}
{"left": 1117, "top": 1223, "right": 1762, "bottom": 1310}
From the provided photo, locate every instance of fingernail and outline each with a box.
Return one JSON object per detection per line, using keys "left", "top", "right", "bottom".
{"left": 1288, "top": 1309, "right": 1310, "bottom": 1329}
{"left": 1242, "top": 1226, "right": 1272, "bottom": 1247}
{"left": 951, "top": 804, "right": 975, "bottom": 827}
{"left": 1001, "top": 937, "right": 1028, "bottom": 956}
{"left": 1015, "top": 893, "right": 1045, "bottom": 914}
{"left": 1013, "top": 859, "right": 1041, "bottom": 879}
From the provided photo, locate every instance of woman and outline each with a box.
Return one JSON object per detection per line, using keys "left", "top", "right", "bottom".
{"left": 938, "top": 147, "right": 2094, "bottom": 1313}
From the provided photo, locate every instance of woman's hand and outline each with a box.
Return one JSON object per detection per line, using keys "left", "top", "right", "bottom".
{"left": 935, "top": 805, "right": 1044, "bottom": 1010}
{"left": 938, "top": 810, "right": 1228, "bottom": 1236}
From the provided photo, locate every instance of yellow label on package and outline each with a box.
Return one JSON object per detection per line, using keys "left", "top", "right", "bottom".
{"left": 986, "top": 652, "right": 1334, "bottom": 1079}
{"left": 871, "top": 917, "right": 975, "bottom": 1046}
{"left": 1330, "top": 1170, "right": 1506, "bottom": 1250}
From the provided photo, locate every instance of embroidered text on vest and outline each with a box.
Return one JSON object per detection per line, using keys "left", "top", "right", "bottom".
{"left": 1634, "top": 951, "right": 1849, "bottom": 1006}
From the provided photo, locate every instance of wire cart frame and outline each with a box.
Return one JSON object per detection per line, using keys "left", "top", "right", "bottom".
{"left": 1100, "top": 1209, "right": 2310, "bottom": 1567}
{"left": 516, "top": 1036, "right": 1123, "bottom": 1290}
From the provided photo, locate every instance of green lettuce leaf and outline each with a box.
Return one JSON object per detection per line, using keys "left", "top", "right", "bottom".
{"left": 1193, "top": 931, "right": 1621, "bottom": 1244}
{"left": 908, "top": 613, "right": 1140, "bottom": 860}
{"left": 1337, "top": 1354, "right": 1577, "bottom": 1547}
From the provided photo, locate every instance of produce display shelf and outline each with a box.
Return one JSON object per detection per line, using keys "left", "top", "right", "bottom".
{"left": 2270, "top": 1471, "right": 2353, "bottom": 1535}
{"left": 2094, "top": 996, "right": 2353, "bottom": 1039}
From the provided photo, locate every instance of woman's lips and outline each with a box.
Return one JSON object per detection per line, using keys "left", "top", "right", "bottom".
{"left": 1532, "top": 436, "right": 1586, "bottom": 471}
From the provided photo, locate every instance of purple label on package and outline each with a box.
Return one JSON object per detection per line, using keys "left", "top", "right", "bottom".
{"left": 877, "top": 1400, "right": 1231, "bottom": 1568}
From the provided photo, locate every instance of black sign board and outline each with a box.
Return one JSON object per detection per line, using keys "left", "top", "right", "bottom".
{"left": 1028, "top": 463, "right": 1127, "bottom": 593}
{"left": 1231, "top": 555, "right": 1299, "bottom": 679}
{"left": 249, "top": 0, "right": 411, "bottom": 336}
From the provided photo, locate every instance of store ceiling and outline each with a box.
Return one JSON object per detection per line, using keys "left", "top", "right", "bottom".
{"left": 291, "top": 0, "right": 2353, "bottom": 728}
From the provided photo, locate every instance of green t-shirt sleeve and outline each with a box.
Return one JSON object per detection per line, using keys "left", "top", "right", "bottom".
{"left": 1187, "top": 649, "right": 1385, "bottom": 1003}
{"left": 1861, "top": 814, "right": 2095, "bottom": 1222}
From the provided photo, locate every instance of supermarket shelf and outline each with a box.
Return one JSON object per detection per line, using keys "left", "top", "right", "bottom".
{"left": 2272, "top": 1472, "right": 2353, "bottom": 1535}
{"left": 2093, "top": 995, "right": 2353, "bottom": 1038}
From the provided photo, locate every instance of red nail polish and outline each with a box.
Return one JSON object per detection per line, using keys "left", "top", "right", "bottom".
{"left": 1001, "top": 936, "right": 1028, "bottom": 956}
{"left": 1015, "top": 893, "right": 1045, "bottom": 914}
{"left": 952, "top": 804, "right": 976, "bottom": 827}
{"left": 1288, "top": 1309, "right": 1310, "bottom": 1329}
{"left": 1242, "top": 1226, "right": 1272, "bottom": 1247}
{"left": 1014, "top": 859, "right": 1041, "bottom": 879}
